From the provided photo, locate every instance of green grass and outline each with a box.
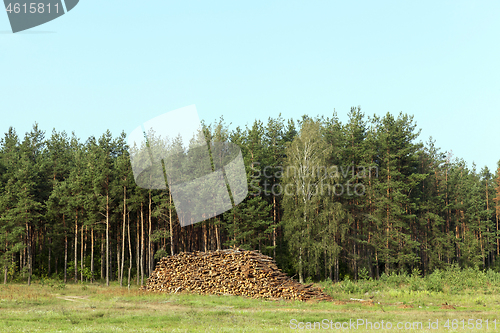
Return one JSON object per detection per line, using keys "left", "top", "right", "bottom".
{"left": 1, "top": 269, "right": 500, "bottom": 332}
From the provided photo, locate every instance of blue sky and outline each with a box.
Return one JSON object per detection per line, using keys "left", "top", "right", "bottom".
{"left": 1, "top": 1, "right": 499, "bottom": 172}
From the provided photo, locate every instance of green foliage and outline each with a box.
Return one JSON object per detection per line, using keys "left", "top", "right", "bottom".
{"left": 154, "top": 249, "right": 168, "bottom": 260}
{"left": 0, "top": 109, "right": 499, "bottom": 286}
{"left": 425, "top": 269, "right": 444, "bottom": 292}
{"left": 379, "top": 270, "right": 408, "bottom": 288}
{"left": 150, "top": 229, "right": 170, "bottom": 244}
{"left": 409, "top": 268, "right": 424, "bottom": 291}
{"left": 81, "top": 267, "right": 93, "bottom": 281}
{"left": 223, "top": 196, "right": 273, "bottom": 251}
{"left": 321, "top": 265, "right": 500, "bottom": 301}
{"left": 340, "top": 277, "right": 361, "bottom": 294}
{"left": 357, "top": 267, "right": 371, "bottom": 281}
{"left": 281, "top": 119, "right": 339, "bottom": 282}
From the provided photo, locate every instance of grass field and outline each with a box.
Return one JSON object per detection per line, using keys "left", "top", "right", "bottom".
{"left": 1, "top": 268, "right": 500, "bottom": 332}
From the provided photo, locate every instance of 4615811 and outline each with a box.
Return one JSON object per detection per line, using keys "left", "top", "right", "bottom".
{"left": 5, "top": 2, "right": 61, "bottom": 14}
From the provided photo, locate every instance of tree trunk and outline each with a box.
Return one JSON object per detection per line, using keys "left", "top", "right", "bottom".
{"left": 140, "top": 202, "right": 144, "bottom": 286}
{"left": 497, "top": 214, "right": 499, "bottom": 257}
{"left": 324, "top": 249, "right": 327, "bottom": 280}
{"left": 299, "top": 203, "right": 306, "bottom": 284}
{"left": 26, "top": 202, "right": 32, "bottom": 286}
{"left": 273, "top": 195, "right": 276, "bottom": 259}
{"left": 110, "top": 237, "right": 113, "bottom": 281}
{"left": 128, "top": 211, "right": 132, "bottom": 289}
{"left": 91, "top": 227, "right": 94, "bottom": 283}
{"left": 74, "top": 209, "right": 78, "bottom": 283}
{"left": 106, "top": 193, "right": 109, "bottom": 286}
{"left": 64, "top": 214, "right": 67, "bottom": 283}
{"left": 215, "top": 220, "right": 220, "bottom": 251}
{"left": 386, "top": 154, "right": 390, "bottom": 276}
{"left": 120, "top": 186, "right": 126, "bottom": 287}
{"left": 116, "top": 234, "right": 120, "bottom": 283}
{"left": 148, "top": 191, "right": 152, "bottom": 276}
{"left": 136, "top": 211, "right": 140, "bottom": 285}
{"left": 203, "top": 223, "right": 208, "bottom": 252}
{"left": 299, "top": 244, "right": 303, "bottom": 283}
{"left": 48, "top": 237, "right": 51, "bottom": 277}
{"left": 80, "top": 224, "right": 84, "bottom": 282}
{"left": 169, "top": 192, "right": 174, "bottom": 256}
{"left": 101, "top": 232, "right": 104, "bottom": 280}
{"left": 334, "top": 257, "right": 339, "bottom": 282}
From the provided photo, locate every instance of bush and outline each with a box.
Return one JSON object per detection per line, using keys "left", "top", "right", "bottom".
{"left": 322, "top": 264, "right": 500, "bottom": 298}
{"left": 409, "top": 268, "right": 423, "bottom": 291}
{"left": 154, "top": 249, "right": 168, "bottom": 260}
{"left": 485, "top": 269, "right": 500, "bottom": 285}
{"left": 425, "top": 269, "right": 443, "bottom": 292}
{"left": 358, "top": 267, "right": 371, "bottom": 281}
{"left": 341, "top": 276, "right": 361, "bottom": 294}
{"left": 380, "top": 271, "right": 408, "bottom": 288}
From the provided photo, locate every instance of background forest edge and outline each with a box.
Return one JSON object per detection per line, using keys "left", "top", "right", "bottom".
{"left": 0, "top": 106, "right": 499, "bottom": 287}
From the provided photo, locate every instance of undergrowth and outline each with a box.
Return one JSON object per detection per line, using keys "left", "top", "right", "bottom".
{"left": 319, "top": 264, "right": 500, "bottom": 297}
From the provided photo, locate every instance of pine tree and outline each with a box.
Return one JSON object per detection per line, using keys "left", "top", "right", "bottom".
{"left": 479, "top": 166, "right": 496, "bottom": 268}
{"left": 340, "top": 106, "right": 367, "bottom": 280}
{"left": 112, "top": 131, "right": 135, "bottom": 286}
{"left": 223, "top": 120, "right": 271, "bottom": 253}
{"left": 370, "top": 113, "right": 425, "bottom": 275}
{"left": 92, "top": 131, "right": 115, "bottom": 286}
{"left": 263, "top": 114, "right": 287, "bottom": 258}
{"left": 44, "top": 129, "right": 72, "bottom": 278}
{"left": 12, "top": 125, "right": 47, "bottom": 285}
{"left": 494, "top": 162, "right": 500, "bottom": 257}
{"left": 64, "top": 135, "right": 87, "bottom": 283}
{"left": 415, "top": 138, "right": 447, "bottom": 275}
{"left": 0, "top": 128, "right": 24, "bottom": 283}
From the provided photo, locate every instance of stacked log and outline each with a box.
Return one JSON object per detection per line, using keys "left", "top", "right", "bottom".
{"left": 142, "top": 248, "right": 333, "bottom": 301}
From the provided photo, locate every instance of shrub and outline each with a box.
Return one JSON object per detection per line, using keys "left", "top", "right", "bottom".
{"left": 425, "top": 269, "right": 443, "bottom": 292}
{"left": 485, "top": 269, "right": 500, "bottom": 286}
{"left": 341, "top": 277, "right": 361, "bottom": 294}
{"left": 358, "top": 267, "right": 371, "bottom": 281}
{"left": 409, "top": 268, "right": 423, "bottom": 291}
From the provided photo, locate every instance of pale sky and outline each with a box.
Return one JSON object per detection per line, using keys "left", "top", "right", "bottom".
{"left": 1, "top": 1, "right": 499, "bottom": 172}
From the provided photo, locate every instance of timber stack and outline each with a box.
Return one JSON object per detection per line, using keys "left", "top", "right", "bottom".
{"left": 142, "top": 248, "right": 333, "bottom": 301}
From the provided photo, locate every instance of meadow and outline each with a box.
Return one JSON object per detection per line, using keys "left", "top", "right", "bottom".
{"left": 1, "top": 265, "right": 500, "bottom": 332}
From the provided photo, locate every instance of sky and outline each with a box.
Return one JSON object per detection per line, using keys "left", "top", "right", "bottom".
{"left": 1, "top": 0, "right": 499, "bottom": 172}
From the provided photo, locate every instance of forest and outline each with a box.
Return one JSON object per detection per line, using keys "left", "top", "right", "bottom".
{"left": 1, "top": 106, "right": 499, "bottom": 286}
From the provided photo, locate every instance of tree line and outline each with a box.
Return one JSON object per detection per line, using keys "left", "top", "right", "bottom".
{"left": 0, "top": 106, "right": 499, "bottom": 285}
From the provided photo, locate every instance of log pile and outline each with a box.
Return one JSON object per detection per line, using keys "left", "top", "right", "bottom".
{"left": 142, "top": 248, "right": 333, "bottom": 301}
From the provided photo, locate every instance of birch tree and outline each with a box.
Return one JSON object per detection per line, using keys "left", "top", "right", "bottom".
{"left": 282, "top": 118, "right": 333, "bottom": 283}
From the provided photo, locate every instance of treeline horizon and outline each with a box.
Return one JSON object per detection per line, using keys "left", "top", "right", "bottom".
{"left": 1, "top": 106, "right": 499, "bottom": 286}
